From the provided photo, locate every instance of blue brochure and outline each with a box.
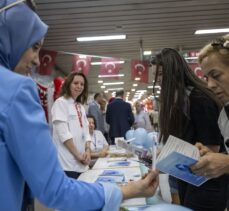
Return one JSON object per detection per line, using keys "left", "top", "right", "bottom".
{"left": 100, "top": 170, "right": 124, "bottom": 176}
{"left": 96, "top": 175, "right": 125, "bottom": 183}
{"left": 108, "top": 161, "right": 131, "bottom": 167}
{"left": 156, "top": 151, "right": 209, "bottom": 186}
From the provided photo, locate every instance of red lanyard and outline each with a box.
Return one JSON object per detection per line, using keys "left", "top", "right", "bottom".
{"left": 75, "top": 103, "right": 83, "bottom": 128}
{"left": 92, "top": 133, "right": 97, "bottom": 149}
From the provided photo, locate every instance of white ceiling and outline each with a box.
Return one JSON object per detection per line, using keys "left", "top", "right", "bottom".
{"left": 36, "top": 0, "right": 229, "bottom": 98}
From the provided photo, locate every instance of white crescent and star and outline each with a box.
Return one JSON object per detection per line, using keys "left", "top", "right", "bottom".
{"left": 105, "top": 62, "right": 116, "bottom": 73}
{"left": 76, "top": 59, "right": 87, "bottom": 70}
{"left": 42, "top": 54, "right": 52, "bottom": 67}
{"left": 194, "top": 67, "right": 203, "bottom": 78}
{"left": 134, "top": 63, "right": 145, "bottom": 76}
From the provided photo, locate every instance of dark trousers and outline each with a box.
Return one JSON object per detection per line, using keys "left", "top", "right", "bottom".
{"left": 178, "top": 175, "right": 228, "bottom": 211}
{"left": 65, "top": 171, "right": 81, "bottom": 179}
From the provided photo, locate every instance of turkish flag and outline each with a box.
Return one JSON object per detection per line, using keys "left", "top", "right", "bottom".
{"left": 72, "top": 54, "right": 92, "bottom": 76}
{"left": 189, "top": 63, "right": 204, "bottom": 79}
{"left": 131, "top": 60, "right": 149, "bottom": 83}
{"left": 38, "top": 49, "right": 57, "bottom": 75}
{"left": 100, "top": 57, "right": 121, "bottom": 79}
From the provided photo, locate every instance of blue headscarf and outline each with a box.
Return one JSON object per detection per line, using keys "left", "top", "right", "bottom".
{"left": 0, "top": 0, "right": 48, "bottom": 70}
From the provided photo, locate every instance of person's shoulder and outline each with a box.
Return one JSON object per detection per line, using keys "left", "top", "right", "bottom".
{"left": 0, "top": 66, "right": 37, "bottom": 112}
{"left": 0, "top": 65, "right": 33, "bottom": 86}
{"left": 55, "top": 96, "right": 66, "bottom": 103}
{"left": 0, "top": 66, "right": 35, "bottom": 92}
{"left": 190, "top": 88, "right": 218, "bottom": 110}
{"left": 95, "top": 129, "right": 103, "bottom": 135}
{"left": 89, "top": 101, "right": 97, "bottom": 107}
{"left": 190, "top": 88, "right": 214, "bottom": 103}
{"left": 53, "top": 96, "right": 70, "bottom": 108}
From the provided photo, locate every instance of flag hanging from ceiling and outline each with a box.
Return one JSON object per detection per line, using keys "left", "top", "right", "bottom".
{"left": 131, "top": 60, "right": 149, "bottom": 83}
{"left": 72, "top": 54, "right": 92, "bottom": 76}
{"left": 100, "top": 57, "right": 121, "bottom": 79}
{"left": 38, "top": 49, "right": 57, "bottom": 75}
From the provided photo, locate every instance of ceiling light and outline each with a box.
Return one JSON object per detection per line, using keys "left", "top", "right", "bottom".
{"left": 143, "top": 51, "right": 152, "bottom": 55}
{"left": 91, "top": 61, "right": 125, "bottom": 65}
{"left": 76, "top": 34, "right": 126, "bottom": 42}
{"left": 98, "top": 74, "right": 124, "bottom": 78}
{"left": 104, "top": 90, "right": 108, "bottom": 93}
{"left": 136, "top": 89, "right": 146, "bottom": 92}
{"left": 101, "top": 85, "right": 106, "bottom": 89}
{"left": 107, "top": 87, "right": 123, "bottom": 91}
{"left": 195, "top": 28, "right": 229, "bottom": 34}
{"left": 98, "top": 80, "right": 103, "bottom": 83}
{"left": 133, "top": 84, "right": 138, "bottom": 87}
{"left": 103, "top": 82, "right": 124, "bottom": 85}
{"left": 131, "top": 89, "right": 135, "bottom": 92}
{"left": 134, "top": 77, "right": 141, "bottom": 81}
{"left": 148, "top": 85, "right": 161, "bottom": 89}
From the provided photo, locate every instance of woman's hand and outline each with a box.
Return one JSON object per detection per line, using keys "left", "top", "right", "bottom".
{"left": 99, "top": 149, "right": 108, "bottom": 157}
{"left": 82, "top": 151, "right": 91, "bottom": 165}
{"left": 75, "top": 153, "right": 86, "bottom": 164}
{"left": 120, "top": 170, "right": 159, "bottom": 199}
{"left": 191, "top": 152, "right": 229, "bottom": 178}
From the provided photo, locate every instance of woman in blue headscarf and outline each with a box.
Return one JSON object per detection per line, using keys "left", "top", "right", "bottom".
{"left": 0, "top": 1, "right": 159, "bottom": 210}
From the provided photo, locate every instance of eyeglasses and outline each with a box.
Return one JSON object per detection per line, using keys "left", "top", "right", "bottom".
{"left": 211, "top": 38, "right": 229, "bottom": 50}
{"left": 0, "top": 0, "right": 26, "bottom": 13}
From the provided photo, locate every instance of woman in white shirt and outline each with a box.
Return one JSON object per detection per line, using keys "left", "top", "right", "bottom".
{"left": 87, "top": 115, "right": 109, "bottom": 159}
{"left": 51, "top": 72, "right": 91, "bottom": 179}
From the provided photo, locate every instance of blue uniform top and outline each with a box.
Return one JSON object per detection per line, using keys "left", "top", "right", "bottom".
{"left": 0, "top": 1, "right": 122, "bottom": 210}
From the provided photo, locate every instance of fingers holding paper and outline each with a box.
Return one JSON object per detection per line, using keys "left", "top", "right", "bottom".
{"left": 120, "top": 170, "right": 159, "bottom": 199}
{"left": 191, "top": 152, "right": 229, "bottom": 178}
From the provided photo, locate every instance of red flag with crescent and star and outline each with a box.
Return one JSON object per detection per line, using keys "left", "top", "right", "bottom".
{"left": 100, "top": 57, "right": 121, "bottom": 79}
{"left": 38, "top": 49, "right": 57, "bottom": 75}
{"left": 131, "top": 60, "right": 149, "bottom": 83}
{"left": 72, "top": 54, "right": 92, "bottom": 76}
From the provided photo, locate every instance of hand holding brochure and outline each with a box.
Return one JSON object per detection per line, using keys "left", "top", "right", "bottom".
{"left": 156, "top": 135, "right": 209, "bottom": 186}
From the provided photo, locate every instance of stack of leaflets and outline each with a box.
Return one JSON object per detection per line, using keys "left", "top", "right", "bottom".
{"left": 108, "top": 161, "right": 131, "bottom": 167}
{"left": 95, "top": 170, "right": 125, "bottom": 184}
{"left": 156, "top": 135, "right": 209, "bottom": 186}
